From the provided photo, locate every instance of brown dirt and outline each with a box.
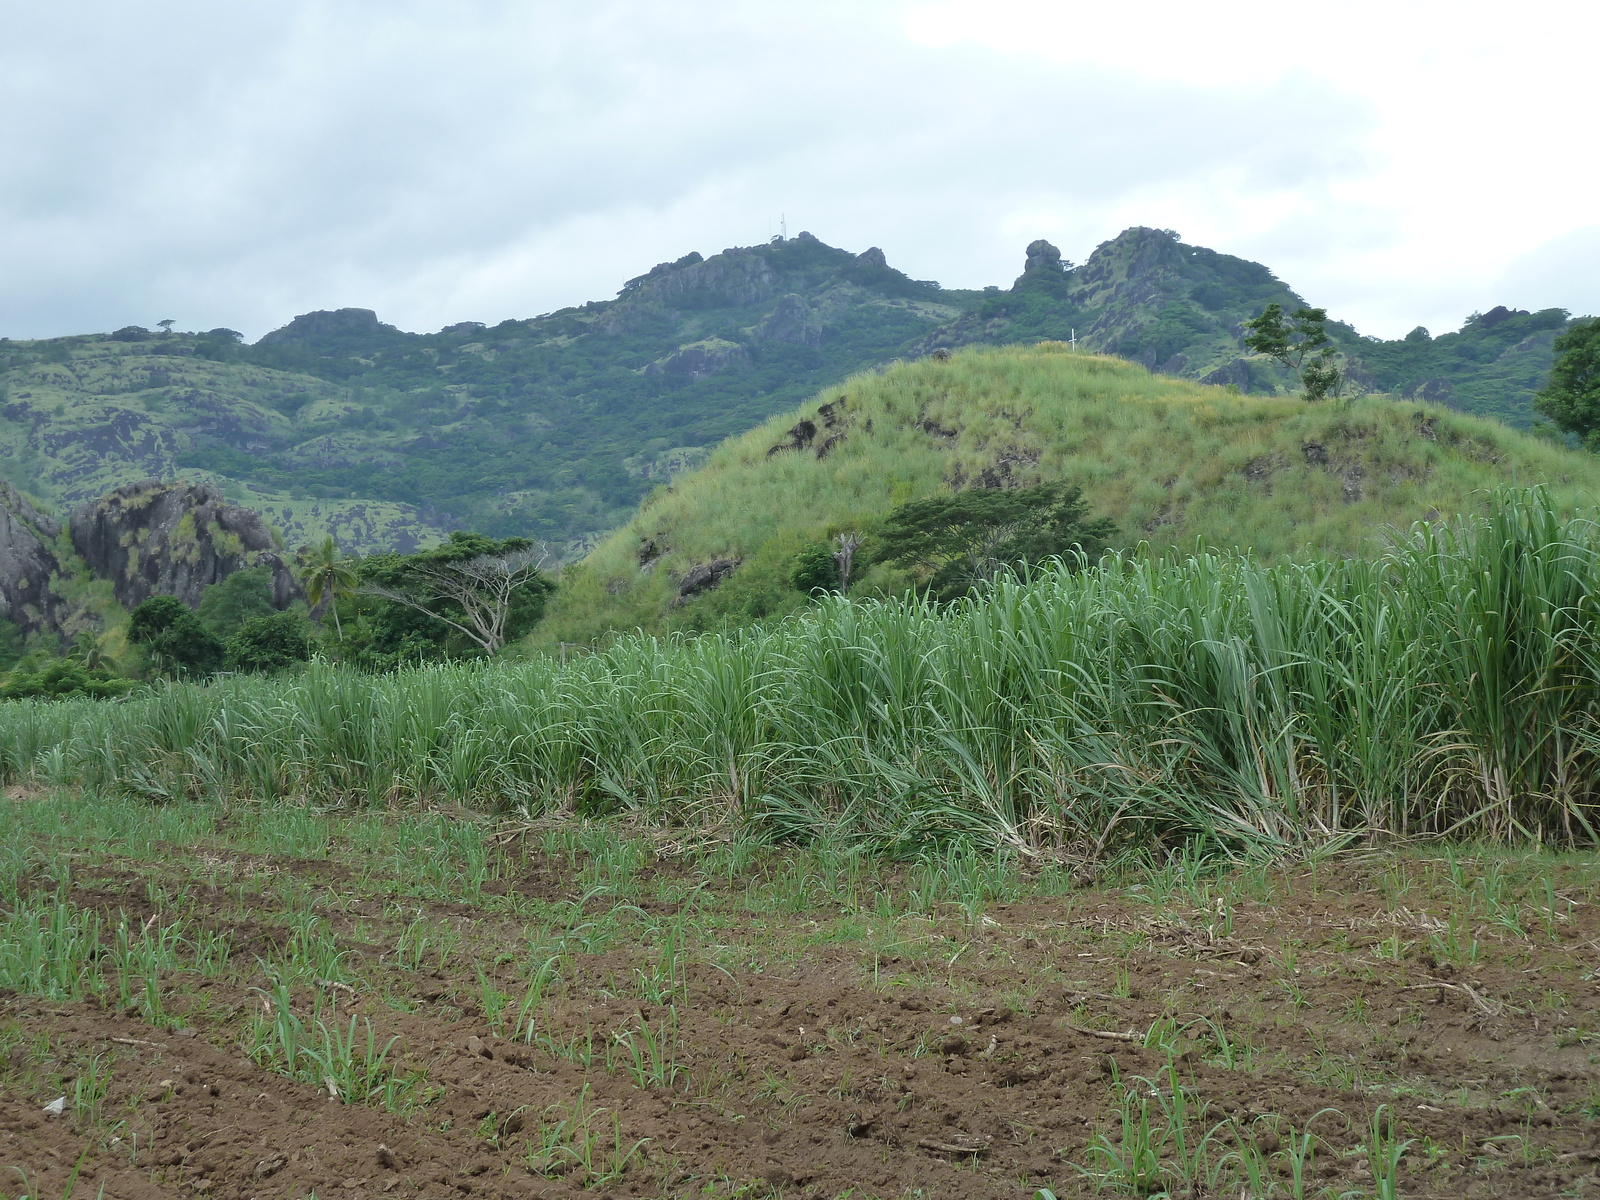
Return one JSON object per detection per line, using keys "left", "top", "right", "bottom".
{"left": 4, "top": 827, "right": 1600, "bottom": 1200}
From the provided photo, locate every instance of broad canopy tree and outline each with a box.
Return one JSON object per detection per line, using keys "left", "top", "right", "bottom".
{"left": 874, "top": 482, "right": 1114, "bottom": 601}
{"left": 358, "top": 532, "right": 556, "bottom": 657}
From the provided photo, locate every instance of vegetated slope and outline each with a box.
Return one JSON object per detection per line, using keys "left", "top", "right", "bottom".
{"left": 0, "top": 229, "right": 1578, "bottom": 556}
{"left": 0, "top": 332, "right": 446, "bottom": 553}
{"left": 0, "top": 237, "right": 965, "bottom": 552}
{"left": 542, "top": 344, "right": 1600, "bottom": 642}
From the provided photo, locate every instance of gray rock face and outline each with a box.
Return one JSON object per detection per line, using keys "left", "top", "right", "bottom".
{"left": 69, "top": 480, "right": 302, "bottom": 612}
{"left": 1023, "top": 239, "right": 1065, "bottom": 275}
{"left": 603, "top": 249, "right": 779, "bottom": 333}
{"left": 1201, "top": 359, "right": 1255, "bottom": 392}
{"left": 1403, "top": 378, "right": 1457, "bottom": 406}
{"left": 0, "top": 484, "right": 64, "bottom": 635}
{"left": 674, "top": 557, "right": 740, "bottom": 604}
{"left": 756, "top": 295, "right": 821, "bottom": 348}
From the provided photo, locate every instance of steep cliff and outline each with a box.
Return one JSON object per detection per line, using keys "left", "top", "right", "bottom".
{"left": 0, "top": 484, "right": 64, "bottom": 635}
{"left": 69, "top": 480, "right": 302, "bottom": 612}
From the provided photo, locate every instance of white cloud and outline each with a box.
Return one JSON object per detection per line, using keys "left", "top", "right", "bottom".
{"left": 0, "top": 0, "right": 1592, "bottom": 341}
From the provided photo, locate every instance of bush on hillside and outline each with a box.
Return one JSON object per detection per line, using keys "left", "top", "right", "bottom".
{"left": 128, "top": 595, "right": 226, "bottom": 678}
{"left": 874, "top": 482, "right": 1115, "bottom": 601}
{"left": 789, "top": 543, "right": 840, "bottom": 594}
{"left": 227, "top": 611, "right": 313, "bottom": 674}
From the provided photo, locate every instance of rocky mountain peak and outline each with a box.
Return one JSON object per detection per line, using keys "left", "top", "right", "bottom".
{"left": 1023, "top": 239, "right": 1065, "bottom": 274}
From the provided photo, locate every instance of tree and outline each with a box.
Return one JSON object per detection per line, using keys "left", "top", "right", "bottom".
{"left": 197, "top": 566, "right": 277, "bottom": 638}
{"left": 360, "top": 533, "right": 556, "bottom": 656}
{"left": 1534, "top": 318, "right": 1600, "bottom": 447}
{"left": 156, "top": 318, "right": 175, "bottom": 334}
{"left": 834, "top": 531, "right": 862, "bottom": 591}
{"left": 1243, "top": 303, "right": 1344, "bottom": 402}
{"left": 127, "top": 595, "right": 225, "bottom": 677}
{"left": 875, "top": 482, "right": 1114, "bottom": 601}
{"left": 296, "top": 537, "right": 357, "bottom": 639}
{"left": 227, "top": 611, "right": 312, "bottom": 673}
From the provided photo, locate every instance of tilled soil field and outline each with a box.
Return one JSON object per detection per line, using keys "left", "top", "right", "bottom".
{"left": 3, "top": 794, "right": 1600, "bottom": 1199}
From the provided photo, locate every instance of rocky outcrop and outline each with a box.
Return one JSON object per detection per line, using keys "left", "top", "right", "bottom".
{"left": 257, "top": 307, "right": 396, "bottom": 347}
{"left": 69, "top": 480, "right": 302, "bottom": 612}
{"left": 767, "top": 397, "right": 849, "bottom": 459}
{"left": 644, "top": 339, "right": 750, "bottom": 383}
{"left": 1012, "top": 239, "right": 1073, "bottom": 297}
{"left": 1066, "top": 227, "right": 1189, "bottom": 324}
{"left": 603, "top": 249, "right": 779, "bottom": 334}
{"left": 674, "top": 557, "right": 740, "bottom": 604}
{"left": 1403, "top": 378, "right": 1457, "bottom": 406}
{"left": 0, "top": 484, "right": 65, "bottom": 635}
{"left": 1201, "top": 359, "right": 1255, "bottom": 392}
{"left": 756, "top": 295, "right": 822, "bottom": 347}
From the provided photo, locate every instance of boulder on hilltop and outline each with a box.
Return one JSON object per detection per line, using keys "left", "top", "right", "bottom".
{"left": 69, "top": 480, "right": 302, "bottom": 613}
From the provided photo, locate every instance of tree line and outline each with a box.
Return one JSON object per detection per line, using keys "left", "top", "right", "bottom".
{"left": 1, "top": 532, "right": 557, "bottom": 698}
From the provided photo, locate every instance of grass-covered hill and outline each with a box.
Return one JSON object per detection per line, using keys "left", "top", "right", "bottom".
{"left": 539, "top": 344, "right": 1600, "bottom": 643}
{"left": 1, "top": 229, "right": 1581, "bottom": 555}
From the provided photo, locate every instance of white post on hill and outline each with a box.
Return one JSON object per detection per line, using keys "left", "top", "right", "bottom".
{"left": 1069, "top": 328, "right": 1077, "bottom": 352}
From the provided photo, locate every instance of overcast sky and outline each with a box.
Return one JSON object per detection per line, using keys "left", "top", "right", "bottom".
{"left": 2, "top": 0, "right": 1595, "bottom": 343}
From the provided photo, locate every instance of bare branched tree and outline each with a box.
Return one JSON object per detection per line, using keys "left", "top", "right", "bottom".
{"left": 833, "top": 531, "right": 862, "bottom": 592}
{"left": 362, "top": 545, "right": 553, "bottom": 656}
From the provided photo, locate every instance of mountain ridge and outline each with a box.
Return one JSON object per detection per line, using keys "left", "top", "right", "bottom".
{"left": 0, "top": 228, "right": 1579, "bottom": 556}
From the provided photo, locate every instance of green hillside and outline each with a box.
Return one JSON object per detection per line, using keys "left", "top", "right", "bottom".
{"left": 0, "top": 332, "right": 447, "bottom": 552}
{"left": 539, "top": 344, "right": 1600, "bottom": 642}
{"left": 1, "top": 228, "right": 1581, "bottom": 558}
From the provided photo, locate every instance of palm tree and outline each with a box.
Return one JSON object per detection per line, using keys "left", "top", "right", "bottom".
{"left": 297, "top": 536, "right": 356, "bottom": 640}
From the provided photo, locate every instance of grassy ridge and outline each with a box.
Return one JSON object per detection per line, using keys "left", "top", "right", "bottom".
{"left": 544, "top": 345, "right": 1600, "bottom": 641}
{"left": 5, "top": 490, "right": 1598, "bottom": 854}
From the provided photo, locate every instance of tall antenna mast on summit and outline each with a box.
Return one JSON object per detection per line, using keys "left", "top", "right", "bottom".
{"left": 781, "top": 213, "right": 786, "bottom": 240}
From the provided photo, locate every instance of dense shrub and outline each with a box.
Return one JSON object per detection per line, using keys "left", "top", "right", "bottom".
{"left": 226, "top": 611, "right": 312, "bottom": 674}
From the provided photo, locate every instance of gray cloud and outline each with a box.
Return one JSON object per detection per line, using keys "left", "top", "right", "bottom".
{"left": 1498, "top": 227, "right": 1600, "bottom": 322}
{"left": 1, "top": 2, "right": 1374, "bottom": 340}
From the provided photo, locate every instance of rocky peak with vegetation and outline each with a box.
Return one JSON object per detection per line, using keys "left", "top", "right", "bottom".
{"left": 68, "top": 479, "right": 301, "bottom": 612}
